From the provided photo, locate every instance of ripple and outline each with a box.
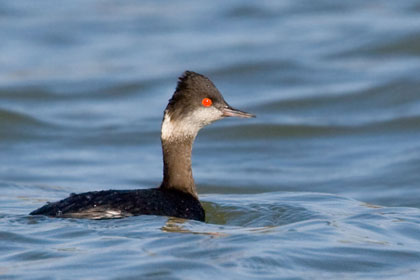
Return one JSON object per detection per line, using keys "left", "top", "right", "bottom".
{"left": 204, "top": 192, "right": 355, "bottom": 227}
{"left": 256, "top": 79, "right": 420, "bottom": 112}
{"left": 342, "top": 31, "right": 420, "bottom": 57}
{"left": 205, "top": 115, "right": 420, "bottom": 141}
{"left": 0, "top": 231, "right": 44, "bottom": 244}
{"left": 0, "top": 107, "right": 54, "bottom": 142}
{"left": 0, "top": 86, "right": 57, "bottom": 101}
{"left": 0, "top": 107, "right": 46, "bottom": 128}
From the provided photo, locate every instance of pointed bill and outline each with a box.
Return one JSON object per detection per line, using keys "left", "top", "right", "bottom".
{"left": 222, "top": 105, "right": 256, "bottom": 118}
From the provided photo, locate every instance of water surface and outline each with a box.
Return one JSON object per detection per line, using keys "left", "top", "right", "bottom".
{"left": 1, "top": 1, "right": 420, "bottom": 279}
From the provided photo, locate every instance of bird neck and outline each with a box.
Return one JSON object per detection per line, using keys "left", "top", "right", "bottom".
{"left": 160, "top": 112, "right": 198, "bottom": 198}
{"left": 160, "top": 136, "right": 197, "bottom": 198}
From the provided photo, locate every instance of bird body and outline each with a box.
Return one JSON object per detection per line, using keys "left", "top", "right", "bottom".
{"left": 30, "top": 188, "right": 205, "bottom": 221}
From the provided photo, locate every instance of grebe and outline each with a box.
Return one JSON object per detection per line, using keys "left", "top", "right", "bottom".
{"left": 30, "top": 71, "right": 255, "bottom": 221}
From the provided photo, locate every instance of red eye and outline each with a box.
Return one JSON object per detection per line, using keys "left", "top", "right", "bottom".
{"left": 202, "top": 98, "right": 212, "bottom": 107}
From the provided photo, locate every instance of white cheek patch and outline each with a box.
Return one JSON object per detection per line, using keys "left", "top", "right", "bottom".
{"left": 191, "top": 106, "right": 223, "bottom": 126}
{"left": 161, "top": 107, "right": 223, "bottom": 140}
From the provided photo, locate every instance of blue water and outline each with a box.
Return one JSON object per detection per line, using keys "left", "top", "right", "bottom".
{"left": 2, "top": 1, "right": 420, "bottom": 279}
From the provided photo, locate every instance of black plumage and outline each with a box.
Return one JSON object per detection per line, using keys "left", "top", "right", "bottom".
{"left": 30, "top": 188, "right": 205, "bottom": 221}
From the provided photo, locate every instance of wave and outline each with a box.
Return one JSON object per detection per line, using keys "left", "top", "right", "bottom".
{"left": 0, "top": 107, "right": 48, "bottom": 129}
{"left": 204, "top": 113, "right": 420, "bottom": 141}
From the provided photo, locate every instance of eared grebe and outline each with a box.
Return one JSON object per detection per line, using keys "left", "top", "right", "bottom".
{"left": 30, "top": 71, "right": 255, "bottom": 221}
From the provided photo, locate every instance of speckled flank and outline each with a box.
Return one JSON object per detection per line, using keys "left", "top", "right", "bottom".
{"left": 30, "top": 188, "right": 205, "bottom": 221}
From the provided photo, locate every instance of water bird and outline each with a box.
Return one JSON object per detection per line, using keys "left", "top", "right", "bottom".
{"left": 30, "top": 71, "right": 255, "bottom": 221}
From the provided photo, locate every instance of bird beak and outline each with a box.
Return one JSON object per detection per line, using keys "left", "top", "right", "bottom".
{"left": 222, "top": 105, "right": 256, "bottom": 118}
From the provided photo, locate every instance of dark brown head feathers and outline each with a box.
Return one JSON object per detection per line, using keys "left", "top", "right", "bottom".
{"left": 166, "top": 71, "right": 226, "bottom": 121}
{"left": 175, "top": 71, "right": 214, "bottom": 93}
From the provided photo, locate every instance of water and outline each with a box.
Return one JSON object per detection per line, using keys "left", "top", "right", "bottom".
{"left": 1, "top": 0, "right": 420, "bottom": 279}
